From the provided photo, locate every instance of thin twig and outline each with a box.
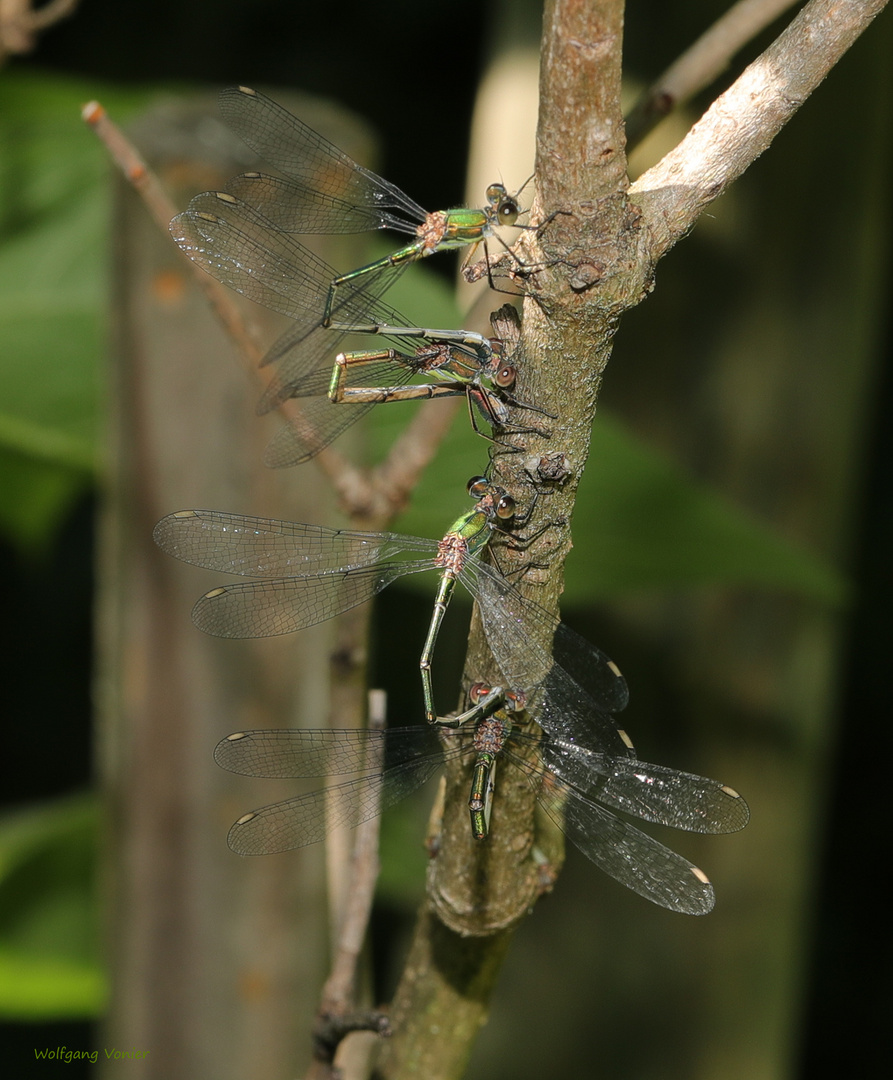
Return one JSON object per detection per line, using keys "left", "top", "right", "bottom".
{"left": 320, "top": 689, "right": 386, "bottom": 1016}
{"left": 625, "top": 0, "right": 802, "bottom": 152}
{"left": 307, "top": 690, "right": 391, "bottom": 1080}
{"left": 631, "top": 0, "right": 890, "bottom": 261}
{"left": 82, "top": 101, "right": 266, "bottom": 366}
{"left": 82, "top": 101, "right": 359, "bottom": 490}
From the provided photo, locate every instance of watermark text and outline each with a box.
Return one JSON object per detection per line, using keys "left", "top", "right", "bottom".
{"left": 34, "top": 1046, "right": 150, "bottom": 1064}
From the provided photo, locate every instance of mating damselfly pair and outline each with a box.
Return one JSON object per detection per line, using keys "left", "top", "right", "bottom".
{"left": 171, "top": 86, "right": 539, "bottom": 466}
{"left": 155, "top": 479, "right": 749, "bottom": 915}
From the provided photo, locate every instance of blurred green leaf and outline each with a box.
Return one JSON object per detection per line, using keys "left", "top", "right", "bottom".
{"left": 0, "top": 453, "right": 92, "bottom": 552}
{"left": 382, "top": 249, "right": 466, "bottom": 332}
{"left": 0, "top": 952, "right": 105, "bottom": 1020}
{"left": 377, "top": 790, "right": 431, "bottom": 907}
{"left": 565, "top": 411, "right": 848, "bottom": 604}
{"left": 0, "top": 793, "right": 104, "bottom": 1019}
{"left": 0, "top": 70, "right": 158, "bottom": 550}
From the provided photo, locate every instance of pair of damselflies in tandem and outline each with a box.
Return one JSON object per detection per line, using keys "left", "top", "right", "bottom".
{"left": 171, "top": 87, "right": 536, "bottom": 466}
{"left": 215, "top": 683, "right": 748, "bottom": 916}
{"left": 154, "top": 480, "right": 749, "bottom": 914}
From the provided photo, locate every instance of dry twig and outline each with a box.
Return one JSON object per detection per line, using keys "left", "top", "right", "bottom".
{"left": 625, "top": 0, "right": 802, "bottom": 151}
{"left": 306, "top": 691, "right": 392, "bottom": 1080}
{"left": 631, "top": 0, "right": 890, "bottom": 258}
{"left": 0, "top": 0, "right": 78, "bottom": 60}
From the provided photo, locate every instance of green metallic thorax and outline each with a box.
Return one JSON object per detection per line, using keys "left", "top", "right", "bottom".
{"left": 430, "top": 347, "right": 485, "bottom": 385}
{"left": 443, "top": 506, "right": 492, "bottom": 552}
{"left": 433, "top": 207, "right": 492, "bottom": 249}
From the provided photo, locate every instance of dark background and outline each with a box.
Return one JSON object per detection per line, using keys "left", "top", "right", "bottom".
{"left": 2, "top": 0, "right": 890, "bottom": 1075}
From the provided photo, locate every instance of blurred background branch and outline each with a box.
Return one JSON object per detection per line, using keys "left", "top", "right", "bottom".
{"left": 624, "top": 0, "right": 800, "bottom": 150}
{"left": 0, "top": 0, "right": 78, "bottom": 63}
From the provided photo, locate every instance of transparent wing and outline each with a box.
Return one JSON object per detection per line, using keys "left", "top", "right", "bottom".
{"left": 250, "top": 244, "right": 416, "bottom": 403}
{"left": 227, "top": 171, "right": 420, "bottom": 236}
{"left": 467, "top": 562, "right": 631, "bottom": 752}
{"left": 153, "top": 510, "right": 435, "bottom": 576}
{"left": 171, "top": 190, "right": 412, "bottom": 320}
{"left": 528, "top": 763, "right": 716, "bottom": 916}
{"left": 539, "top": 741, "right": 750, "bottom": 834}
{"left": 219, "top": 86, "right": 427, "bottom": 232}
{"left": 551, "top": 622, "right": 632, "bottom": 716}
{"left": 190, "top": 560, "right": 433, "bottom": 638}
{"left": 153, "top": 509, "right": 439, "bottom": 639}
{"left": 171, "top": 192, "right": 413, "bottom": 403}
{"left": 471, "top": 561, "right": 630, "bottom": 712}
{"left": 264, "top": 397, "right": 383, "bottom": 467}
{"left": 172, "top": 192, "right": 332, "bottom": 323}
{"left": 226, "top": 753, "right": 445, "bottom": 855}
{"left": 215, "top": 726, "right": 440, "bottom": 778}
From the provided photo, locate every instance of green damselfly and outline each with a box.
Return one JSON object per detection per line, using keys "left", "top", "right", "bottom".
{"left": 214, "top": 86, "right": 526, "bottom": 322}
{"left": 153, "top": 478, "right": 629, "bottom": 734}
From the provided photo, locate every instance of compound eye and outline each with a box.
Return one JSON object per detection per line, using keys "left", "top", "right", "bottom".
{"left": 505, "top": 690, "right": 526, "bottom": 712}
{"left": 468, "top": 682, "right": 489, "bottom": 704}
{"left": 496, "top": 495, "right": 516, "bottom": 520}
{"left": 467, "top": 475, "right": 489, "bottom": 498}
{"left": 498, "top": 197, "right": 520, "bottom": 227}
{"left": 486, "top": 182, "right": 507, "bottom": 206}
{"left": 494, "top": 363, "right": 516, "bottom": 388}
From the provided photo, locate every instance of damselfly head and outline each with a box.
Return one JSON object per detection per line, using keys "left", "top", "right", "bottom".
{"left": 466, "top": 476, "right": 516, "bottom": 520}
{"left": 485, "top": 338, "right": 518, "bottom": 388}
{"left": 486, "top": 182, "right": 520, "bottom": 227}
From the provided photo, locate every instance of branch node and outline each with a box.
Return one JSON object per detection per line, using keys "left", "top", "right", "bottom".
{"left": 312, "top": 1009, "right": 392, "bottom": 1065}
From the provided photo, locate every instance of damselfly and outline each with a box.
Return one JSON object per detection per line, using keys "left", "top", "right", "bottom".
{"left": 213, "top": 85, "right": 526, "bottom": 322}
{"left": 153, "top": 478, "right": 629, "bottom": 737}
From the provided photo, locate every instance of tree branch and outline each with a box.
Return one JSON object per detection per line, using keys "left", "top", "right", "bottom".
{"left": 380, "top": 4, "right": 629, "bottom": 1078}
{"left": 386, "top": 1, "right": 888, "bottom": 1067}
{"left": 631, "top": 0, "right": 890, "bottom": 259}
